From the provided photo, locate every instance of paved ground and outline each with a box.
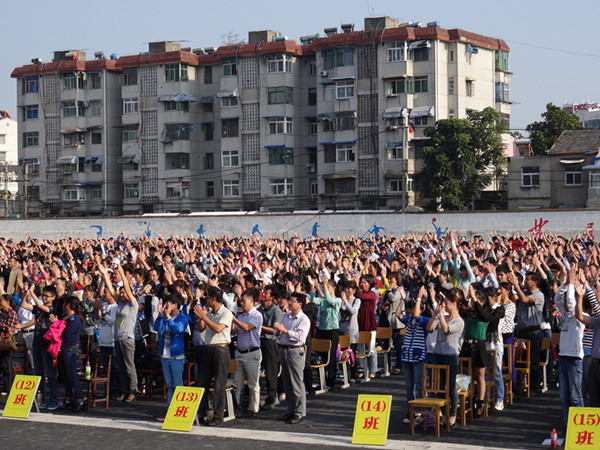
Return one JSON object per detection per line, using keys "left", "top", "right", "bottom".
{"left": 1, "top": 369, "right": 562, "bottom": 449}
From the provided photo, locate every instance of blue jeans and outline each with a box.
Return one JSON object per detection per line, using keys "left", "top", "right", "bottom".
{"left": 431, "top": 353, "right": 458, "bottom": 417}
{"left": 61, "top": 345, "right": 83, "bottom": 401}
{"left": 392, "top": 330, "right": 404, "bottom": 369}
{"left": 558, "top": 356, "right": 583, "bottom": 426}
{"left": 503, "top": 336, "right": 517, "bottom": 388}
{"left": 401, "top": 360, "right": 424, "bottom": 408}
{"left": 33, "top": 343, "right": 58, "bottom": 406}
{"left": 487, "top": 341, "right": 504, "bottom": 403}
{"left": 161, "top": 357, "right": 185, "bottom": 405}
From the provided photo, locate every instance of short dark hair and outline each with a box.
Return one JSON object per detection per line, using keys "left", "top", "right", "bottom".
{"left": 291, "top": 292, "right": 306, "bottom": 307}
{"left": 206, "top": 286, "right": 224, "bottom": 303}
{"left": 526, "top": 271, "right": 541, "bottom": 286}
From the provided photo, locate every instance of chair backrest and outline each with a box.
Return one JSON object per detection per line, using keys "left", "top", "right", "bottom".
{"left": 422, "top": 364, "right": 450, "bottom": 398}
{"left": 458, "top": 357, "right": 472, "bottom": 376}
{"left": 485, "top": 350, "right": 496, "bottom": 380}
{"left": 338, "top": 335, "right": 351, "bottom": 350}
{"left": 551, "top": 332, "right": 560, "bottom": 346}
{"left": 502, "top": 343, "right": 512, "bottom": 375}
{"left": 358, "top": 331, "right": 372, "bottom": 346}
{"left": 228, "top": 359, "right": 238, "bottom": 375}
{"left": 540, "top": 336, "right": 550, "bottom": 352}
{"left": 12, "top": 343, "right": 28, "bottom": 373}
{"left": 312, "top": 338, "right": 332, "bottom": 365}
{"left": 514, "top": 339, "right": 531, "bottom": 370}
{"left": 95, "top": 353, "right": 112, "bottom": 379}
{"left": 376, "top": 327, "right": 392, "bottom": 340}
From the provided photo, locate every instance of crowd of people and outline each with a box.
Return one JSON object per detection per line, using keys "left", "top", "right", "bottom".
{"left": 0, "top": 228, "right": 598, "bottom": 432}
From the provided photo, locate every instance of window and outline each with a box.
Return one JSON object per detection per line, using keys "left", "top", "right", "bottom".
{"left": 90, "top": 103, "right": 102, "bottom": 116}
{"left": 590, "top": 172, "right": 600, "bottom": 188}
{"left": 268, "top": 86, "right": 293, "bottom": 104}
{"left": 448, "top": 49, "right": 455, "bottom": 63}
{"left": 334, "top": 111, "right": 356, "bottom": 131}
{"left": 565, "top": 169, "right": 582, "bottom": 186}
{"left": 0, "top": 135, "right": 5, "bottom": 145}
{"left": 24, "top": 132, "right": 39, "bottom": 147}
{"left": 27, "top": 185, "right": 40, "bottom": 201}
{"left": 206, "top": 181, "right": 214, "bottom": 197}
{"left": 413, "top": 116, "right": 429, "bottom": 126}
{"left": 63, "top": 187, "right": 86, "bottom": 201}
{"left": 121, "top": 67, "right": 138, "bottom": 85}
{"left": 63, "top": 100, "right": 84, "bottom": 117}
{"left": 125, "top": 183, "right": 139, "bottom": 199}
{"left": 267, "top": 54, "right": 293, "bottom": 73}
{"left": 25, "top": 105, "right": 38, "bottom": 120}
{"left": 165, "top": 153, "right": 190, "bottom": 170}
{"left": 89, "top": 73, "right": 101, "bottom": 89}
{"left": 308, "top": 88, "right": 317, "bottom": 105}
{"left": 389, "top": 176, "right": 413, "bottom": 192}
{"left": 336, "top": 144, "right": 355, "bottom": 162}
{"left": 269, "top": 178, "right": 294, "bottom": 196}
{"left": 325, "top": 178, "right": 355, "bottom": 194}
{"left": 165, "top": 101, "right": 190, "bottom": 111}
{"left": 324, "top": 85, "right": 336, "bottom": 101}
{"left": 91, "top": 187, "right": 102, "bottom": 200}
{"left": 412, "top": 48, "right": 429, "bottom": 62}
{"left": 448, "top": 77, "right": 455, "bottom": 95}
{"left": 449, "top": 109, "right": 455, "bottom": 119}
{"left": 221, "top": 119, "right": 239, "bottom": 138}
{"left": 336, "top": 81, "right": 354, "bottom": 99}
{"left": 268, "top": 147, "right": 294, "bottom": 165}
{"left": 387, "top": 78, "right": 406, "bottom": 96}
{"left": 310, "top": 178, "right": 318, "bottom": 196}
{"left": 496, "top": 50, "right": 509, "bottom": 72}
{"left": 64, "top": 133, "right": 84, "bottom": 146}
{"left": 123, "top": 161, "right": 139, "bottom": 171}
{"left": 466, "top": 80, "right": 475, "bottom": 97}
{"left": 222, "top": 150, "right": 239, "bottom": 167}
{"left": 222, "top": 58, "right": 237, "bottom": 77}
{"left": 223, "top": 180, "right": 240, "bottom": 197}
{"left": 204, "top": 152, "right": 214, "bottom": 170}
{"left": 388, "top": 42, "right": 407, "bottom": 62}
{"left": 164, "top": 123, "right": 190, "bottom": 141}
{"left": 203, "top": 122, "right": 214, "bottom": 140}
{"left": 123, "top": 98, "right": 138, "bottom": 114}
{"left": 91, "top": 132, "right": 102, "bottom": 145}
{"left": 24, "top": 75, "right": 38, "bottom": 93}
{"left": 221, "top": 96, "right": 238, "bottom": 107}
{"left": 269, "top": 117, "right": 293, "bottom": 134}
{"left": 495, "top": 82, "right": 510, "bottom": 102}
{"left": 91, "top": 160, "right": 102, "bottom": 172}
{"left": 165, "top": 63, "right": 188, "bottom": 82}
{"left": 414, "top": 76, "right": 428, "bottom": 93}
{"left": 323, "top": 47, "right": 354, "bottom": 69}
{"left": 62, "top": 161, "right": 78, "bottom": 173}
{"left": 166, "top": 181, "right": 189, "bottom": 198}
{"left": 522, "top": 167, "right": 540, "bottom": 187}
{"left": 308, "top": 60, "right": 317, "bottom": 76}
{"left": 63, "top": 73, "right": 83, "bottom": 89}
{"left": 123, "top": 129, "right": 138, "bottom": 142}
{"left": 387, "top": 147, "right": 402, "bottom": 160}
{"left": 204, "top": 66, "right": 213, "bottom": 84}
{"left": 309, "top": 121, "right": 318, "bottom": 135}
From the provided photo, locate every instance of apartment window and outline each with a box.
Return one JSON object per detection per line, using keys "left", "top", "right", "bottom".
{"left": 308, "top": 60, "right": 317, "bottom": 76}
{"left": 496, "top": 50, "right": 510, "bottom": 72}
{"left": 412, "top": 48, "right": 429, "bottom": 62}
{"left": 222, "top": 150, "right": 239, "bottom": 167}
{"left": 63, "top": 187, "right": 86, "bottom": 201}
{"left": 323, "top": 47, "right": 354, "bottom": 69}
{"left": 388, "top": 41, "right": 407, "bottom": 62}
{"left": 336, "top": 81, "right": 354, "bottom": 99}
{"left": 267, "top": 54, "right": 293, "bottom": 73}
{"left": 336, "top": 144, "right": 355, "bottom": 162}
{"left": 466, "top": 80, "right": 475, "bottom": 97}
{"left": 268, "top": 86, "right": 293, "bottom": 105}
{"left": 448, "top": 49, "right": 455, "bottom": 63}
{"left": 123, "top": 98, "right": 138, "bottom": 114}
{"left": 204, "top": 66, "right": 213, "bottom": 83}
{"left": 89, "top": 73, "right": 101, "bottom": 89}
{"left": 0, "top": 135, "right": 5, "bottom": 145}
{"left": 309, "top": 121, "right": 318, "bottom": 135}
{"left": 206, "top": 181, "right": 214, "bottom": 197}
{"left": 389, "top": 175, "right": 413, "bottom": 192}
{"left": 165, "top": 123, "right": 190, "bottom": 141}
{"left": 125, "top": 183, "right": 139, "bottom": 199}
{"left": 63, "top": 100, "right": 84, "bottom": 117}
{"left": 27, "top": 185, "right": 40, "bottom": 201}
{"left": 91, "top": 187, "right": 102, "bottom": 200}
{"left": 222, "top": 58, "right": 237, "bottom": 77}
{"left": 221, "top": 96, "right": 238, "bottom": 107}
{"left": 269, "top": 178, "right": 294, "bottom": 196}
{"left": 90, "top": 103, "right": 102, "bottom": 116}
{"left": 324, "top": 85, "right": 336, "bottom": 101}
{"left": 91, "top": 132, "right": 102, "bottom": 145}
{"left": 308, "top": 88, "right": 317, "bottom": 105}
{"left": 387, "top": 78, "right": 406, "bottom": 95}
{"left": 590, "top": 172, "right": 600, "bottom": 188}
{"left": 203, "top": 122, "right": 214, "bottom": 140}
{"left": 166, "top": 181, "right": 189, "bottom": 198}
{"left": 62, "top": 162, "right": 78, "bottom": 173}
{"left": 449, "top": 109, "right": 455, "bottom": 119}
{"left": 204, "top": 152, "right": 214, "bottom": 170}
{"left": 448, "top": 77, "right": 455, "bottom": 95}
{"left": 165, "top": 153, "right": 190, "bottom": 170}
{"left": 565, "top": 169, "right": 582, "bottom": 186}
{"left": 413, "top": 116, "right": 429, "bottom": 126}
{"left": 91, "top": 160, "right": 102, "bottom": 172}
{"left": 522, "top": 167, "right": 540, "bottom": 187}
{"left": 414, "top": 76, "right": 428, "bottom": 93}
{"left": 495, "top": 82, "right": 510, "bottom": 102}
{"left": 310, "top": 178, "right": 318, "bottom": 196}
{"left": 24, "top": 75, "right": 38, "bottom": 93}
{"left": 121, "top": 67, "right": 138, "bottom": 85}
{"left": 334, "top": 111, "right": 356, "bottom": 131}
{"left": 269, "top": 117, "right": 293, "bottom": 134}
{"left": 268, "top": 147, "right": 294, "bottom": 165}
{"left": 24, "top": 132, "right": 39, "bottom": 147}
{"left": 325, "top": 178, "right": 355, "bottom": 194}
{"left": 165, "top": 63, "right": 188, "bottom": 82}
{"left": 221, "top": 119, "right": 239, "bottom": 138}
{"left": 387, "top": 147, "right": 402, "bottom": 160}
{"left": 25, "top": 105, "right": 39, "bottom": 120}
{"left": 223, "top": 180, "right": 240, "bottom": 197}
{"left": 64, "top": 133, "right": 84, "bottom": 146}
{"left": 123, "top": 129, "right": 138, "bottom": 142}
{"left": 123, "top": 161, "right": 139, "bottom": 171}
{"left": 165, "top": 101, "right": 190, "bottom": 111}
{"left": 63, "top": 73, "right": 83, "bottom": 89}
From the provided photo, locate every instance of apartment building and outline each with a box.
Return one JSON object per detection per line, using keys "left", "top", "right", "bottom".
{"left": 12, "top": 17, "right": 510, "bottom": 216}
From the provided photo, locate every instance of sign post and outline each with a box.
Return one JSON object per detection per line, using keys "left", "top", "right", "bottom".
{"left": 162, "top": 386, "right": 204, "bottom": 432}
{"left": 565, "top": 407, "right": 600, "bottom": 450}
{"left": 351, "top": 394, "right": 392, "bottom": 446}
{"left": 2, "top": 375, "right": 41, "bottom": 419}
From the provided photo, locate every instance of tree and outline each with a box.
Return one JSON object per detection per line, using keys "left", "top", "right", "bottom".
{"left": 526, "top": 103, "right": 583, "bottom": 155}
{"left": 420, "top": 107, "right": 505, "bottom": 211}
{"left": 221, "top": 30, "right": 242, "bottom": 46}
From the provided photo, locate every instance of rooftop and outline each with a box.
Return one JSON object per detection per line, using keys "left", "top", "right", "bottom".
{"left": 547, "top": 130, "right": 600, "bottom": 155}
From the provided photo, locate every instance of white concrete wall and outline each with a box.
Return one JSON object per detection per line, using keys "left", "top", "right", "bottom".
{"left": 1, "top": 209, "right": 599, "bottom": 240}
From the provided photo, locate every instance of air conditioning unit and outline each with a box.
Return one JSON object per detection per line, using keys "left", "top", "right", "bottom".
{"left": 306, "top": 163, "right": 316, "bottom": 173}
{"left": 320, "top": 70, "right": 328, "bottom": 77}
{"left": 387, "top": 125, "right": 400, "bottom": 131}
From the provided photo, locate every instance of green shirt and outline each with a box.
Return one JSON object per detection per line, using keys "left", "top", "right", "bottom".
{"left": 311, "top": 290, "right": 342, "bottom": 331}
{"left": 464, "top": 316, "right": 488, "bottom": 341}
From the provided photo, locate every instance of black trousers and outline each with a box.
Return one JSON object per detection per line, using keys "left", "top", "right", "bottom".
{"left": 315, "top": 329, "right": 339, "bottom": 388}
{"left": 260, "top": 338, "right": 279, "bottom": 404}
{"left": 197, "top": 346, "right": 230, "bottom": 420}
{"left": 517, "top": 328, "right": 542, "bottom": 391}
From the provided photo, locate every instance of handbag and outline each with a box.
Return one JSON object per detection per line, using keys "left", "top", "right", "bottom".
{"left": 0, "top": 334, "right": 17, "bottom": 352}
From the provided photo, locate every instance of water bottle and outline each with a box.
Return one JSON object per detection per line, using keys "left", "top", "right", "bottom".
{"left": 141, "top": 377, "right": 146, "bottom": 397}
{"left": 85, "top": 361, "right": 91, "bottom": 380}
{"left": 550, "top": 428, "right": 557, "bottom": 449}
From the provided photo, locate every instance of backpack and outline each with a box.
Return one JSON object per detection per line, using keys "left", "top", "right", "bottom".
{"left": 336, "top": 345, "right": 355, "bottom": 367}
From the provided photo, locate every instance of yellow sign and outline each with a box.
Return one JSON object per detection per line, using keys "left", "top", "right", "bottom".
{"left": 566, "top": 407, "right": 600, "bottom": 450}
{"left": 2, "top": 375, "right": 41, "bottom": 419}
{"left": 162, "top": 386, "right": 204, "bottom": 432}
{"left": 352, "top": 394, "right": 392, "bottom": 446}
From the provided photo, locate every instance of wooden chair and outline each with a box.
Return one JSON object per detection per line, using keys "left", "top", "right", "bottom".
{"left": 483, "top": 350, "right": 496, "bottom": 415}
{"left": 539, "top": 337, "right": 551, "bottom": 393}
{"left": 409, "top": 364, "right": 451, "bottom": 437}
{"left": 11, "top": 344, "right": 29, "bottom": 378}
{"left": 337, "top": 335, "right": 351, "bottom": 389}
{"left": 311, "top": 338, "right": 332, "bottom": 394}
{"left": 209, "top": 359, "right": 238, "bottom": 422}
{"left": 502, "top": 343, "right": 513, "bottom": 406}
{"left": 457, "top": 357, "right": 474, "bottom": 426}
{"left": 515, "top": 339, "right": 531, "bottom": 399}
{"left": 80, "top": 352, "right": 111, "bottom": 409}
{"left": 137, "top": 344, "right": 164, "bottom": 400}
{"left": 376, "top": 327, "right": 393, "bottom": 377}
{"left": 355, "top": 331, "right": 373, "bottom": 382}
{"left": 551, "top": 332, "right": 560, "bottom": 347}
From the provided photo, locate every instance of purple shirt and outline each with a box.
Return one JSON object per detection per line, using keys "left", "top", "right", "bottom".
{"left": 236, "top": 308, "right": 263, "bottom": 350}
{"left": 590, "top": 315, "right": 600, "bottom": 359}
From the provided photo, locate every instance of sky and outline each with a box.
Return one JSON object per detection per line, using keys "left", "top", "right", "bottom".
{"left": 2, "top": 0, "right": 599, "bottom": 132}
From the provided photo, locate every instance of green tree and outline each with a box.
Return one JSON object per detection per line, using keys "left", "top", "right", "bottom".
{"left": 420, "top": 107, "right": 505, "bottom": 211}
{"left": 526, "top": 103, "right": 583, "bottom": 155}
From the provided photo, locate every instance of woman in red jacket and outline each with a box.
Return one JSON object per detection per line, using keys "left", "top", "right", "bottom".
{"left": 357, "top": 274, "right": 378, "bottom": 379}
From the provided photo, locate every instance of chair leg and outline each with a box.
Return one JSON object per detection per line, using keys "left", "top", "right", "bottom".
{"left": 435, "top": 406, "right": 440, "bottom": 437}
{"left": 446, "top": 403, "right": 451, "bottom": 432}
{"left": 409, "top": 404, "right": 415, "bottom": 435}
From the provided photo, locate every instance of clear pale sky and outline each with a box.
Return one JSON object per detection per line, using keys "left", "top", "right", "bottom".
{"left": 2, "top": 0, "right": 598, "bottom": 132}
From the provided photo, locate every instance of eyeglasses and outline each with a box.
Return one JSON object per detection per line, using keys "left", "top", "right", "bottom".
{"left": 41, "top": 295, "right": 53, "bottom": 299}
{"left": 289, "top": 299, "right": 300, "bottom": 304}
